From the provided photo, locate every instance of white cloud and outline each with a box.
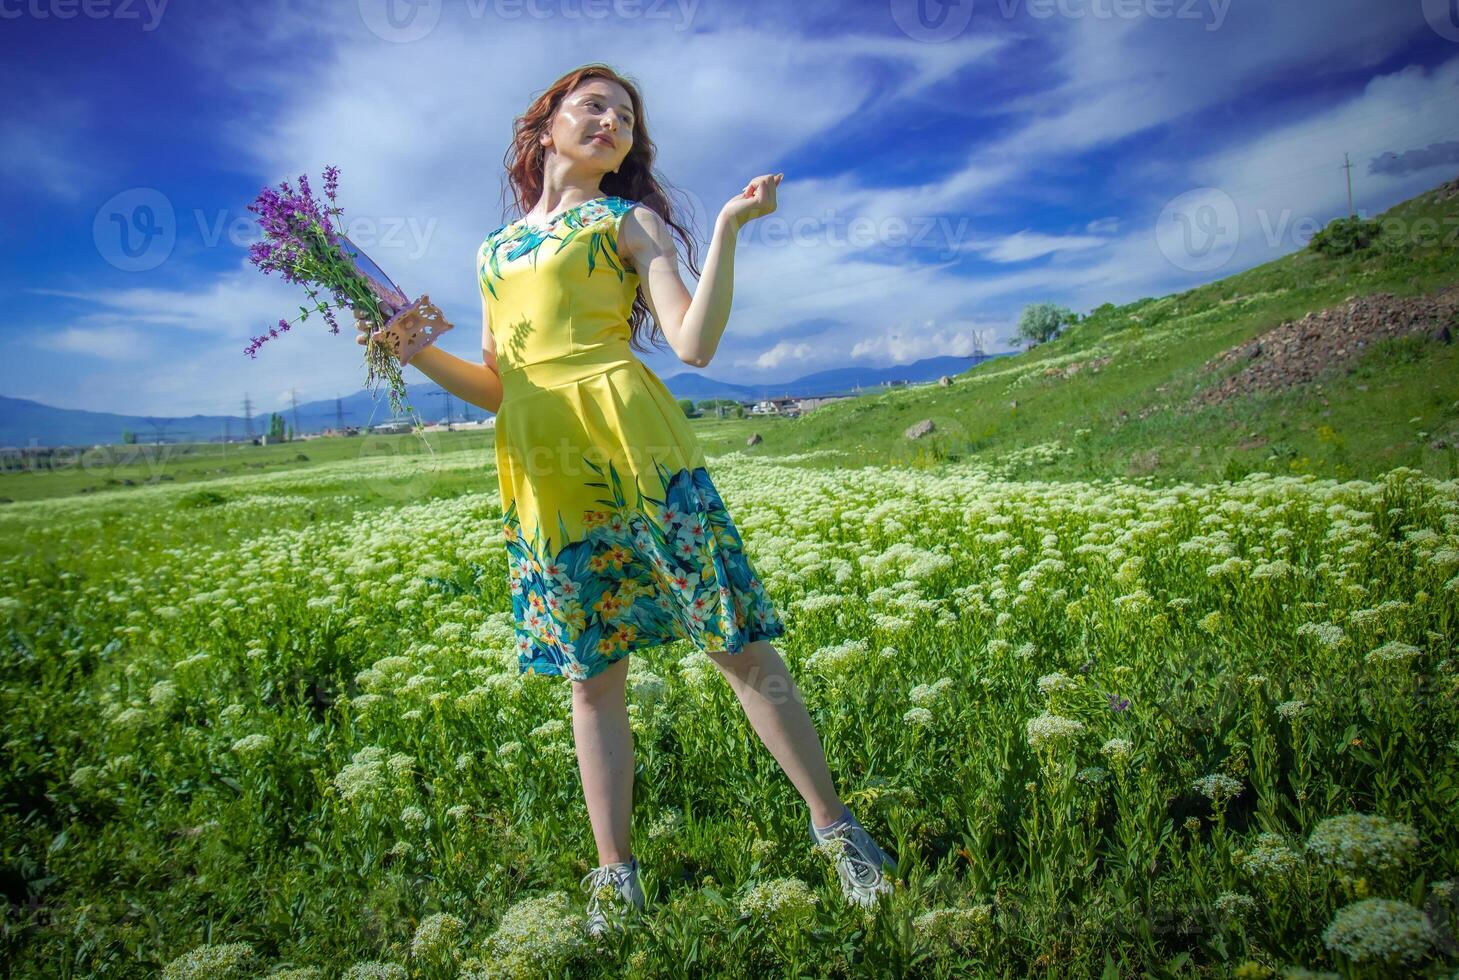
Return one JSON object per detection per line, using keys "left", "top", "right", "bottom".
{"left": 19, "top": 265, "right": 429, "bottom": 415}
{"left": 1185, "top": 55, "right": 1459, "bottom": 268}
{"left": 0, "top": 99, "right": 92, "bottom": 202}
{"left": 753, "top": 341, "right": 816, "bottom": 371}
{"left": 31, "top": 268, "right": 305, "bottom": 335}
{"left": 987, "top": 0, "right": 1427, "bottom": 160}
{"left": 967, "top": 229, "right": 1112, "bottom": 262}
{"left": 849, "top": 324, "right": 999, "bottom": 364}
{"left": 31, "top": 325, "right": 148, "bottom": 361}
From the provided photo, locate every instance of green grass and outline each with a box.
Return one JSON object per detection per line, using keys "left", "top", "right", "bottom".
{"left": 0, "top": 416, "right": 808, "bottom": 508}
{"left": 2, "top": 452, "right": 1455, "bottom": 977}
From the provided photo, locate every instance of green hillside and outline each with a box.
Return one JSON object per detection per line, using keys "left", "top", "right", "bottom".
{"left": 746, "top": 175, "right": 1459, "bottom": 483}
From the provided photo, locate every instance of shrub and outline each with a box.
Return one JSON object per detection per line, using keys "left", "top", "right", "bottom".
{"left": 1308, "top": 215, "right": 1381, "bottom": 257}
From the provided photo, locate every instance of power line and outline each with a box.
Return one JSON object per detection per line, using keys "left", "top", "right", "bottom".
{"left": 1342, "top": 153, "right": 1355, "bottom": 217}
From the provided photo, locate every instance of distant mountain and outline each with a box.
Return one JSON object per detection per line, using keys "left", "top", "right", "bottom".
{"left": 1, "top": 352, "right": 1014, "bottom": 448}
{"left": 658, "top": 352, "right": 1013, "bottom": 401}
{"left": 0, "top": 386, "right": 487, "bottom": 449}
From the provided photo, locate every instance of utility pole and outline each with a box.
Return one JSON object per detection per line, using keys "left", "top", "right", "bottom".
{"left": 242, "top": 394, "right": 254, "bottom": 440}
{"left": 335, "top": 396, "right": 345, "bottom": 433}
{"left": 1342, "top": 153, "right": 1354, "bottom": 217}
{"left": 290, "top": 388, "right": 301, "bottom": 438}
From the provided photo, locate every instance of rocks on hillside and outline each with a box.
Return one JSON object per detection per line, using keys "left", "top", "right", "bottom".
{"left": 1189, "top": 286, "right": 1459, "bottom": 408}
{"left": 1042, "top": 355, "right": 1112, "bottom": 380}
{"left": 938, "top": 375, "right": 952, "bottom": 387}
{"left": 746, "top": 433, "right": 762, "bottom": 447}
{"left": 904, "top": 419, "right": 935, "bottom": 440}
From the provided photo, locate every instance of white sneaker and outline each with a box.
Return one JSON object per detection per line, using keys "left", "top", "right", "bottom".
{"left": 580, "top": 855, "right": 644, "bottom": 937}
{"left": 809, "top": 806, "right": 896, "bottom": 908}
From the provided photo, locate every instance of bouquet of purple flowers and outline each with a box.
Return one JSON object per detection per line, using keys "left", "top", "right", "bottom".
{"left": 244, "top": 165, "right": 424, "bottom": 422}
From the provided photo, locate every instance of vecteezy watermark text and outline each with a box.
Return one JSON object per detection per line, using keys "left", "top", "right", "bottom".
{"left": 1155, "top": 182, "right": 1459, "bottom": 273}
{"left": 0, "top": 0, "right": 168, "bottom": 30}
{"left": 357, "top": 0, "right": 700, "bottom": 42}
{"left": 93, "top": 187, "right": 439, "bottom": 271}
{"left": 889, "top": 0, "right": 1229, "bottom": 42}
{"left": 997, "top": 0, "right": 1230, "bottom": 29}
{"left": 737, "top": 210, "right": 976, "bottom": 261}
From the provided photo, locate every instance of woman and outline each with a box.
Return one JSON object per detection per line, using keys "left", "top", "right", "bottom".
{"left": 356, "top": 64, "right": 895, "bottom": 937}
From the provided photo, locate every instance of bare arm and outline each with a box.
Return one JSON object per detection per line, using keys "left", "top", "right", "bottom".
{"left": 621, "top": 173, "right": 782, "bottom": 369}
{"left": 354, "top": 294, "right": 504, "bottom": 414}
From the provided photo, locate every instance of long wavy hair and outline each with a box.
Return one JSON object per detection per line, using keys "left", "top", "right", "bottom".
{"left": 501, "top": 64, "right": 702, "bottom": 357}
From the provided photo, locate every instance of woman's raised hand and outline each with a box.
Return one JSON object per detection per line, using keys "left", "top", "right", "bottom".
{"left": 720, "top": 172, "right": 783, "bottom": 230}
{"left": 355, "top": 294, "right": 455, "bottom": 365}
{"left": 353, "top": 301, "right": 397, "bottom": 349}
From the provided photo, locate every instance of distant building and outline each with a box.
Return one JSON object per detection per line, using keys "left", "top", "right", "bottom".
{"left": 421, "top": 418, "right": 494, "bottom": 433}
{"left": 751, "top": 396, "right": 799, "bottom": 416}
{"left": 796, "top": 395, "right": 854, "bottom": 412}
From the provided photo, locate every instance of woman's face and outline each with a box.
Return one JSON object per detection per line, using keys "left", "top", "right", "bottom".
{"left": 542, "top": 79, "right": 634, "bottom": 176}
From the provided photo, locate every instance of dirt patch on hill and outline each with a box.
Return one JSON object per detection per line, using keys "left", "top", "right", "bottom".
{"left": 1189, "top": 286, "right": 1459, "bottom": 407}
{"left": 1430, "top": 174, "right": 1459, "bottom": 204}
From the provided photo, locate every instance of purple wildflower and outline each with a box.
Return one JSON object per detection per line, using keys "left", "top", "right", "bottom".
{"left": 1108, "top": 693, "right": 1130, "bottom": 713}
{"left": 243, "top": 165, "right": 357, "bottom": 354}
{"left": 243, "top": 164, "right": 416, "bottom": 421}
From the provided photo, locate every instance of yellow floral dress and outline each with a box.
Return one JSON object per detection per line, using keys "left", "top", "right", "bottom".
{"left": 477, "top": 194, "right": 786, "bottom": 681}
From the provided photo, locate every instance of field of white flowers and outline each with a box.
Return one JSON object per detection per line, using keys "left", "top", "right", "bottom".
{"left": 1, "top": 453, "right": 1456, "bottom": 978}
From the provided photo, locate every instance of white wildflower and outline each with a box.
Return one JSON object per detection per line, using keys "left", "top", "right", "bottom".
{"left": 1191, "top": 773, "right": 1243, "bottom": 806}
{"left": 1321, "top": 898, "right": 1436, "bottom": 963}
{"left": 1306, "top": 813, "right": 1419, "bottom": 875}
{"left": 1025, "top": 712, "right": 1084, "bottom": 752}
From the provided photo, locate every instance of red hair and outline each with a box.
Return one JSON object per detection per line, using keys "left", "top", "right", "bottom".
{"left": 501, "top": 64, "right": 702, "bottom": 357}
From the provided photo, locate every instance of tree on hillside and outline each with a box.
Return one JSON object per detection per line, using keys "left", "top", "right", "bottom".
{"left": 1308, "top": 215, "right": 1381, "bottom": 257}
{"left": 268, "top": 412, "right": 285, "bottom": 441}
{"left": 1016, "top": 302, "right": 1077, "bottom": 348}
{"left": 677, "top": 398, "right": 695, "bottom": 417}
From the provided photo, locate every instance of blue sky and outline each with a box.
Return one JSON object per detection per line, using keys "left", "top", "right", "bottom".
{"left": 3, "top": 0, "right": 1458, "bottom": 417}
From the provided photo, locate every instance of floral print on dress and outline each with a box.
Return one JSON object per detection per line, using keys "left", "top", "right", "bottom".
{"left": 479, "top": 196, "right": 636, "bottom": 302}
{"left": 503, "top": 454, "right": 786, "bottom": 681}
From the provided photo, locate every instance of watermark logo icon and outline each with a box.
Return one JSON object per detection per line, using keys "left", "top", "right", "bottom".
{"left": 359, "top": 0, "right": 442, "bottom": 42}
{"left": 1156, "top": 187, "right": 1239, "bottom": 273}
{"left": 357, "top": 433, "right": 446, "bottom": 501}
{"left": 1422, "top": 0, "right": 1459, "bottom": 41}
{"left": 94, "top": 187, "right": 176, "bottom": 272}
{"left": 890, "top": 0, "right": 976, "bottom": 41}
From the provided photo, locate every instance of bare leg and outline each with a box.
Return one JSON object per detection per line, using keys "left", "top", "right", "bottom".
{"left": 705, "top": 639, "right": 845, "bottom": 828}
{"left": 571, "top": 655, "right": 635, "bottom": 865}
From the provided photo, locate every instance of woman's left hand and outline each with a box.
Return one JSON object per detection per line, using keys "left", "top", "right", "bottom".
{"left": 719, "top": 172, "right": 783, "bottom": 230}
